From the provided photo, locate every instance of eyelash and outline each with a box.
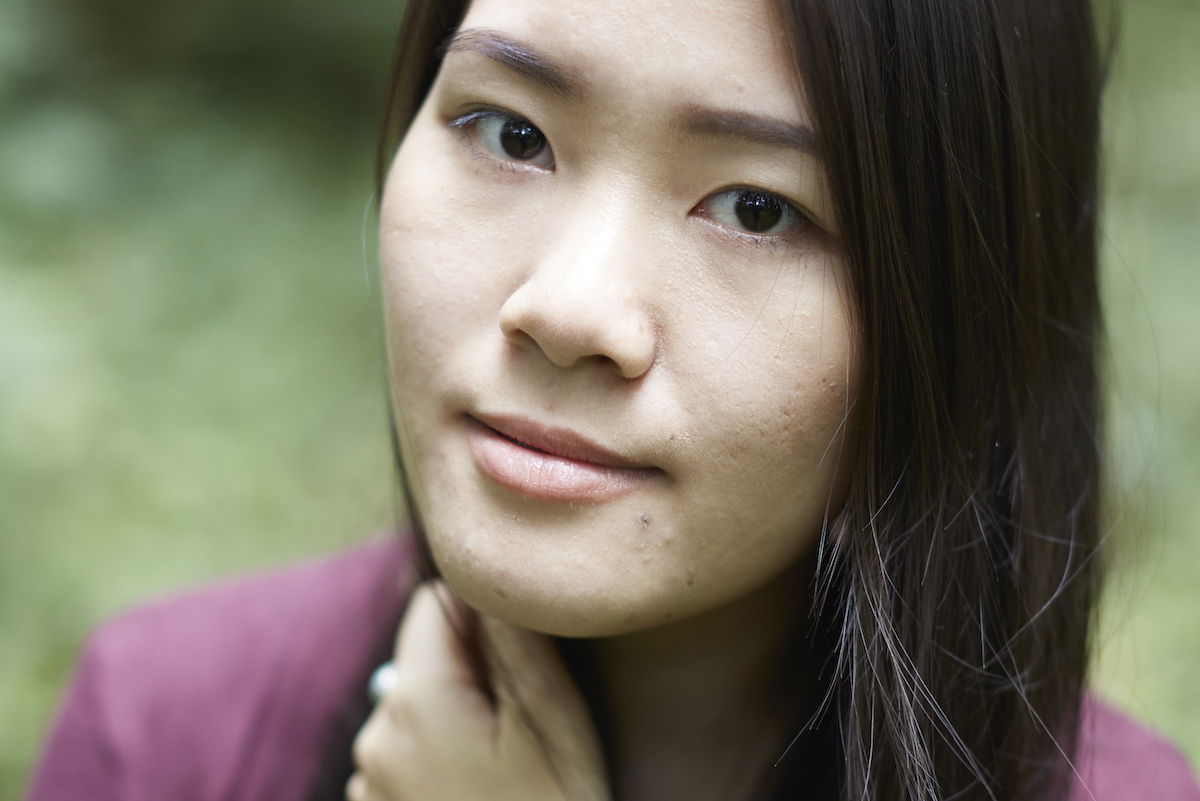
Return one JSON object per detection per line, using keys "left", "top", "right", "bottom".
{"left": 693, "top": 189, "right": 811, "bottom": 248}
{"left": 449, "top": 109, "right": 555, "bottom": 172}
{"left": 447, "top": 108, "right": 814, "bottom": 245}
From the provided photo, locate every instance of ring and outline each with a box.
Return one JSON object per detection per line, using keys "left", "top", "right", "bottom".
{"left": 367, "top": 661, "right": 397, "bottom": 703}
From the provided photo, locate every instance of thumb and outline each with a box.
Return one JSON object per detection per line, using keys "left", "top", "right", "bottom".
{"left": 393, "top": 581, "right": 481, "bottom": 692}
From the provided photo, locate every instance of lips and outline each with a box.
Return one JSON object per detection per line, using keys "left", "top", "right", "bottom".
{"left": 465, "top": 414, "right": 659, "bottom": 502}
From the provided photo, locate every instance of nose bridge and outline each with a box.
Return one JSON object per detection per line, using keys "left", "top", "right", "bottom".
{"left": 541, "top": 181, "right": 634, "bottom": 290}
{"left": 498, "top": 182, "right": 657, "bottom": 379}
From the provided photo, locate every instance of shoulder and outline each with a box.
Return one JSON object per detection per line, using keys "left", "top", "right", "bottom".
{"left": 92, "top": 535, "right": 413, "bottom": 671}
{"left": 26, "top": 535, "right": 416, "bottom": 801}
{"left": 1071, "top": 695, "right": 1200, "bottom": 801}
{"left": 85, "top": 535, "right": 414, "bottom": 716}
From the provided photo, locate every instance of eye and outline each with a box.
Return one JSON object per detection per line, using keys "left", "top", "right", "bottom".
{"left": 451, "top": 110, "right": 554, "bottom": 169}
{"left": 698, "top": 188, "right": 804, "bottom": 238}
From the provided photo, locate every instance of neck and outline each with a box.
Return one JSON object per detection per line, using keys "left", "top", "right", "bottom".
{"left": 563, "top": 559, "right": 821, "bottom": 801}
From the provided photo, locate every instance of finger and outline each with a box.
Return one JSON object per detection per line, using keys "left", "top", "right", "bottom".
{"left": 392, "top": 581, "right": 477, "bottom": 687}
{"left": 345, "top": 771, "right": 396, "bottom": 801}
{"left": 348, "top": 772, "right": 403, "bottom": 801}
{"left": 351, "top": 708, "right": 392, "bottom": 784}
{"left": 344, "top": 772, "right": 370, "bottom": 801}
{"left": 353, "top": 702, "right": 423, "bottom": 799}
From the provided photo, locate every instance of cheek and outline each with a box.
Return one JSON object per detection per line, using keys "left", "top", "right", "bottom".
{"left": 381, "top": 192, "right": 467, "bottom": 321}
{"left": 684, "top": 275, "right": 858, "bottom": 443}
{"left": 680, "top": 276, "right": 860, "bottom": 538}
{"left": 379, "top": 156, "right": 496, "bottom": 379}
{"left": 379, "top": 109, "right": 504, "bottom": 303}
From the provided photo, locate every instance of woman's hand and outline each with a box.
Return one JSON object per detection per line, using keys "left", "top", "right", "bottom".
{"left": 347, "top": 583, "right": 611, "bottom": 801}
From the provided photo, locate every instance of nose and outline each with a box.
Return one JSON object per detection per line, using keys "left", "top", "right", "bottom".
{"left": 498, "top": 204, "right": 657, "bottom": 380}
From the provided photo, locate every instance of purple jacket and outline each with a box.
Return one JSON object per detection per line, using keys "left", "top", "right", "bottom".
{"left": 25, "top": 536, "right": 1200, "bottom": 801}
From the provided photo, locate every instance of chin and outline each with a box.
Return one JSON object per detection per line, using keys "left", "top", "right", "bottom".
{"left": 425, "top": 530, "right": 681, "bottom": 639}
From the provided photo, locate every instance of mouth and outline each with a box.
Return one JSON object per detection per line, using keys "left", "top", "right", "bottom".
{"left": 464, "top": 414, "right": 660, "bottom": 502}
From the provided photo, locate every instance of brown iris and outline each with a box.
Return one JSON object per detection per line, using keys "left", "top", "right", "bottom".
{"left": 499, "top": 118, "right": 547, "bottom": 161}
{"left": 733, "top": 190, "right": 784, "bottom": 233}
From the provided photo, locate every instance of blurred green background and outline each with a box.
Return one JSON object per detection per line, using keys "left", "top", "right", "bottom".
{"left": 1, "top": 0, "right": 1197, "bottom": 796}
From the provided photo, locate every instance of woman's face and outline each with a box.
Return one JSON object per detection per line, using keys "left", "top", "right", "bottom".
{"left": 381, "top": 0, "right": 859, "bottom": 637}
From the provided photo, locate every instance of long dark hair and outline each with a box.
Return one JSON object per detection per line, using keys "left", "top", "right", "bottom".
{"left": 777, "top": 2, "right": 1107, "bottom": 799}
{"left": 322, "top": 1, "right": 1108, "bottom": 799}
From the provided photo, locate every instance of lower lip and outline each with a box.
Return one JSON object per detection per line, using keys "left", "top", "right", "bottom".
{"left": 465, "top": 418, "right": 655, "bottom": 503}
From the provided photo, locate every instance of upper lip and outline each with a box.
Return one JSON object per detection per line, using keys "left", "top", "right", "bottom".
{"left": 471, "top": 413, "right": 655, "bottom": 471}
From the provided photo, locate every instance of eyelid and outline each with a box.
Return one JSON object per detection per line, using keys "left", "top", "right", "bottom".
{"left": 448, "top": 108, "right": 555, "bottom": 171}
{"left": 447, "top": 108, "right": 502, "bottom": 133}
{"left": 694, "top": 187, "right": 815, "bottom": 245}
{"left": 443, "top": 107, "right": 822, "bottom": 243}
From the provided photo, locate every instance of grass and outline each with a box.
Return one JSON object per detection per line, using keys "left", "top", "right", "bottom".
{"left": 2, "top": 0, "right": 1198, "bottom": 796}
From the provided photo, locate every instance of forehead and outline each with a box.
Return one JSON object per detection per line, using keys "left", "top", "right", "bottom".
{"left": 458, "top": 0, "right": 806, "bottom": 122}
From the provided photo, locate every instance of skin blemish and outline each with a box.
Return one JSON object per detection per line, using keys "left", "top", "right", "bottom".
{"left": 382, "top": 0, "right": 859, "bottom": 645}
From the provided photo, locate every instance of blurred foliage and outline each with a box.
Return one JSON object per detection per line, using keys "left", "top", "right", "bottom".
{"left": 1090, "top": 0, "right": 1200, "bottom": 773}
{"left": 1, "top": 0, "right": 1198, "bottom": 796}
{"left": 1, "top": 0, "right": 402, "bottom": 794}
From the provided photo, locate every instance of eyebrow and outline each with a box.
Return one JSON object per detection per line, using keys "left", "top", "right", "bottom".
{"left": 444, "top": 28, "right": 584, "bottom": 100}
{"left": 443, "top": 27, "right": 822, "bottom": 160}
{"left": 680, "top": 105, "right": 822, "bottom": 160}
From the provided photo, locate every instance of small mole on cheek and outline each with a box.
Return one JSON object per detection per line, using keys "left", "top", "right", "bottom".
{"left": 638, "top": 513, "right": 651, "bottom": 529}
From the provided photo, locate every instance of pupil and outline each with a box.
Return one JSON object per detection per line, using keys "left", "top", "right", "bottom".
{"left": 500, "top": 119, "right": 545, "bottom": 160}
{"left": 734, "top": 191, "right": 783, "bottom": 233}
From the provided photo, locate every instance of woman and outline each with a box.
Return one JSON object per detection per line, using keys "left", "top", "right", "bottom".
{"left": 25, "top": 0, "right": 1200, "bottom": 799}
